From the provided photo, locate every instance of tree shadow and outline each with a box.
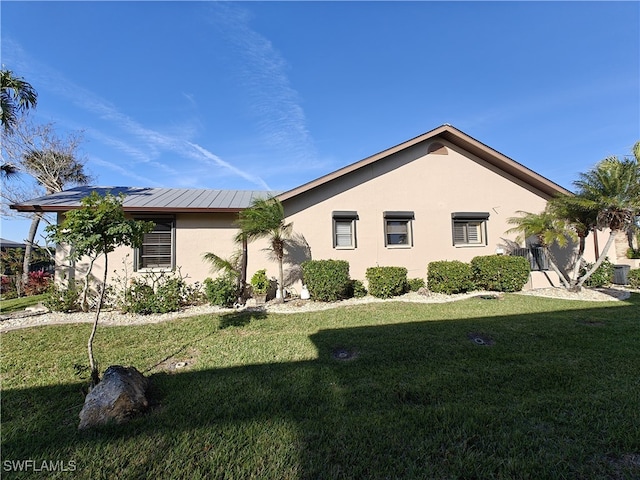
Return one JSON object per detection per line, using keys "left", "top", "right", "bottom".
{"left": 218, "top": 307, "right": 268, "bottom": 329}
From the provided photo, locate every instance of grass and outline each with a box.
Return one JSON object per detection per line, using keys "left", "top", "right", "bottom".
{"left": 0, "top": 294, "right": 47, "bottom": 313}
{"left": 2, "top": 293, "right": 640, "bottom": 479}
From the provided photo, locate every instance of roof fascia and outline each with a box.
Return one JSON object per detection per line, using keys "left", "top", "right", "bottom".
{"left": 277, "top": 124, "right": 570, "bottom": 202}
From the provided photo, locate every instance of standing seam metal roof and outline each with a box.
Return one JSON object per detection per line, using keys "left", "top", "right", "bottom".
{"left": 10, "top": 186, "right": 279, "bottom": 212}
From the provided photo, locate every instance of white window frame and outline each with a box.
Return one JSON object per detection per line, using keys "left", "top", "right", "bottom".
{"left": 452, "top": 212, "right": 489, "bottom": 247}
{"left": 134, "top": 216, "right": 176, "bottom": 271}
{"left": 384, "top": 211, "right": 414, "bottom": 248}
{"left": 332, "top": 211, "right": 358, "bottom": 249}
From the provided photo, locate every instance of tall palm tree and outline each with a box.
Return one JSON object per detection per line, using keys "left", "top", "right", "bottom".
{"left": 235, "top": 196, "right": 293, "bottom": 302}
{"left": 570, "top": 154, "right": 640, "bottom": 287}
{"left": 1, "top": 69, "right": 37, "bottom": 133}
{"left": 507, "top": 209, "right": 575, "bottom": 289}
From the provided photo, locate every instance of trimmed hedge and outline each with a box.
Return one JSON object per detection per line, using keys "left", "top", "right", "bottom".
{"left": 366, "top": 266, "right": 408, "bottom": 299}
{"left": 628, "top": 268, "right": 640, "bottom": 289}
{"left": 471, "top": 255, "right": 530, "bottom": 292}
{"left": 302, "top": 259, "right": 352, "bottom": 302}
{"left": 427, "top": 260, "right": 474, "bottom": 294}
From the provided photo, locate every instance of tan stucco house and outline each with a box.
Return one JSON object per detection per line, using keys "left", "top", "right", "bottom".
{"left": 13, "top": 124, "right": 606, "bottom": 292}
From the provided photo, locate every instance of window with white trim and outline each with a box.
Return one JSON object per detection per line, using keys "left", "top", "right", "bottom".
{"left": 451, "top": 212, "right": 489, "bottom": 246}
{"left": 333, "top": 211, "right": 358, "bottom": 249}
{"left": 135, "top": 217, "right": 175, "bottom": 270}
{"left": 384, "top": 211, "right": 414, "bottom": 247}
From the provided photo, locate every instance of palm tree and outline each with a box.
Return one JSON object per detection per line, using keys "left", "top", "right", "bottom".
{"left": 235, "top": 196, "right": 292, "bottom": 302}
{"left": 1, "top": 69, "right": 37, "bottom": 133}
{"left": 507, "top": 209, "right": 575, "bottom": 289}
{"left": 570, "top": 154, "right": 640, "bottom": 287}
{"left": 547, "top": 194, "right": 598, "bottom": 282}
{"left": 20, "top": 148, "right": 91, "bottom": 285}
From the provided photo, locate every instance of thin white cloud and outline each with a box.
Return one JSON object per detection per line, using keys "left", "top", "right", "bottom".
{"left": 187, "top": 142, "right": 272, "bottom": 190}
{"left": 2, "top": 37, "right": 272, "bottom": 190}
{"left": 208, "top": 3, "right": 317, "bottom": 163}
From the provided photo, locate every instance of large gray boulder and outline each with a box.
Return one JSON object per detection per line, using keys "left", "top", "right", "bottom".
{"left": 78, "top": 365, "right": 149, "bottom": 430}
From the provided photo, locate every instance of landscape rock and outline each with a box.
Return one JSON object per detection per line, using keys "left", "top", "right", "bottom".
{"left": 78, "top": 365, "right": 149, "bottom": 430}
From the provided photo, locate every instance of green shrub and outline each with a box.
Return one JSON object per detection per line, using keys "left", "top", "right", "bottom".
{"left": 628, "top": 268, "right": 640, "bottom": 288}
{"left": 301, "top": 260, "right": 352, "bottom": 302}
{"left": 471, "top": 255, "right": 530, "bottom": 292}
{"left": 581, "top": 258, "right": 614, "bottom": 288}
{"left": 427, "top": 260, "right": 475, "bottom": 294}
{"left": 626, "top": 248, "right": 640, "bottom": 259}
{"left": 250, "top": 269, "right": 270, "bottom": 295}
{"left": 350, "top": 279, "right": 368, "bottom": 298}
{"left": 121, "top": 273, "right": 192, "bottom": 314}
{"left": 366, "top": 266, "right": 408, "bottom": 299}
{"left": 407, "top": 278, "right": 426, "bottom": 292}
{"left": 204, "top": 276, "right": 237, "bottom": 307}
{"left": 44, "top": 280, "right": 81, "bottom": 312}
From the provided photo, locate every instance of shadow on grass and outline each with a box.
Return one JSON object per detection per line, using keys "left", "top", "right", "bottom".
{"left": 2, "top": 295, "right": 640, "bottom": 479}
{"left": 219, "top": 307, "right": 268, "bottom": 329}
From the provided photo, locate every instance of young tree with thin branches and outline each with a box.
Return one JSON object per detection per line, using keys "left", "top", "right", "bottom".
{"left": 46, "top": 192, "right": 154, "bottom": 387}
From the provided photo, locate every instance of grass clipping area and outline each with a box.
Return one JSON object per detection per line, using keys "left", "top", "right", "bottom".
{"left": 2, "top": 294, "right": 640, "bottom": 479}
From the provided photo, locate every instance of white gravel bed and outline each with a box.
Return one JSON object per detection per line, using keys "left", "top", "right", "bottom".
{"left": 0, "top": 287, "right": 634, "bottom": 333}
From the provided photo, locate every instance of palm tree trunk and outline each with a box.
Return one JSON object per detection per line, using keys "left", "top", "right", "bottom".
{"left": 88, "top": 253, "right": 107, "bottom": 387}
{"left": 277, "top": 254, "right": 285, "bottom": 302}
{"left": 240, "top": 236, "right": 248, "bottom": 301}
{"left": 21, "top": 212, "right": 43, "bottom": 289}
{"left": 576, "top": 230, "right": 617, "bottom": 288}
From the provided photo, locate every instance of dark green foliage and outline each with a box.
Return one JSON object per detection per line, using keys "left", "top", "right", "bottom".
{"left": 44, "top": 280, "right": 81, "bottom": 312}
{"left": 626, "top": 248, "right": 640, "bottom": 259}
{"left": 301, "top": 260, "right": 352, "bottom": 302}
{"left": 204, "top": 276, "right": 237, "bottom": 307}
{"left": 581, "top": 258, "right": 614, "bottom": 287}
{"left": 407, "top": 278, "right": 426, "bottom": 292}
{"left": 427, "top": 260, "right": 475, "bottom": 294}
{"left": 121, "top": 275, "right": 189, "bottom": 315}
{"left": 350, "top": 279, "right": 368, "bottom": 298}
{"left": 471, "top": 255, "right": 530, "bottom": 292}
{"left": 366, "top": 266, "right": 408, "bottom": 298}
{"left": 628, "top": 269, "right": 640, "bottom": 288}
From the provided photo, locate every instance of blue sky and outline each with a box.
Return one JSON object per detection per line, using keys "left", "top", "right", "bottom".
{"left": 1, "top": 1, "right": 639, "bottom": 244}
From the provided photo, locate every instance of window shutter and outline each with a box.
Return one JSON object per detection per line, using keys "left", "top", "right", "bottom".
{"left": 453, "top": 222, "right": 466, "bottom": 244}
{"left": 335, "top": 220, "right": 353, "bottom": 247}
{"left": 467, "top": 222, "right": 480, "bottom": 243}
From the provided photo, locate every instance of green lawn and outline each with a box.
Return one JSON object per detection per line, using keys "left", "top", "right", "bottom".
{"left": 0, "top": 294, "right": 47, "bottom": 313}
{"left": 2, "top": 294, "right": 639, "bottom": 479}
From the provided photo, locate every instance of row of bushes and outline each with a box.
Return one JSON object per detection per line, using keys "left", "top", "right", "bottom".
{"left": 45, "top": 271, "right": 205, "bottom": 314}
{"left": 297, "top": 255, "right": 530, "bottom": 301}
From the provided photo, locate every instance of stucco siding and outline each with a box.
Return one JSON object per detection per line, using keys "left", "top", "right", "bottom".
{"left": 283, "top": 140, "right": 551, "bottom": 282}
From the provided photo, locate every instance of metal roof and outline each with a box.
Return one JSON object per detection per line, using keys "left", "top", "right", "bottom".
{"left": 10, "top": 186, "right": 280, "bottom": 213}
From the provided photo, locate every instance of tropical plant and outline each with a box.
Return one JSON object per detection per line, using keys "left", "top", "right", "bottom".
{"left": 202, "top": 249, "right": 243, "bottom": 300}
{"left": 236, "top": 196, "right": 292, "bottom": 302}
{"left": 0, "top": 69, "right": 37, "bottom": 134}
{"left": 506, "top": 210, "right": 575, "bottom": 289}
{"left": 507, "top": 144, "right": 640, "bottom": 290}
{"left": 250, "top": 269, "right": 270, "bottom": 295}
{"left": 46, "top": 191, "right": 154, "bottom": 386}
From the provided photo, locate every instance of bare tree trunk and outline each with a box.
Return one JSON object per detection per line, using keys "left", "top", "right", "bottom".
{"left": 88, "top": 253, "right": 107, "bottom": 388}
{"left": 576, "top": 231, "right": 617, "bottom": 289}
{"left": 21, "top": 212, "right": 43, "bottom": 289}
{"left": 80, "top": 257, "right": 97, "bottom": 313}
